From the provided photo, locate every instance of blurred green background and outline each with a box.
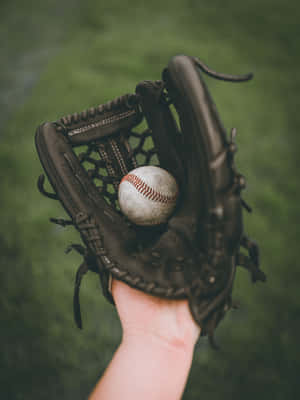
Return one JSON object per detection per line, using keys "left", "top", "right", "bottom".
{"left": 1, "top": 0, "right": 299, "bottom": 398}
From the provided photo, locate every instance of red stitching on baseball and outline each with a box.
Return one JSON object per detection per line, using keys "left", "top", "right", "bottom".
{"left": 121, "top": 174, "right": 177, "bottom": 204}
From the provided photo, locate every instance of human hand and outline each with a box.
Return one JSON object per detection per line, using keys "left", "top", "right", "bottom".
{"left": 112, "top": 278, "right": 201, "bottom": 351}
{"left": 89, "top": 279, "right": 201, "bottom": 400}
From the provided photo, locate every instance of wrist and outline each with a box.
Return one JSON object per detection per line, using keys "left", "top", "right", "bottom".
{"left": 120, "top": 312, "right": 200, "bottom": 351}
{"left": 122, "top": 325, "right": 197, "bottom": 356}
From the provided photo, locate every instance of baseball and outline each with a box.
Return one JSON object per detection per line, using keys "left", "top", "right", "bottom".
{"left": 118, "top": 166, "right": 179, "bottom": 226}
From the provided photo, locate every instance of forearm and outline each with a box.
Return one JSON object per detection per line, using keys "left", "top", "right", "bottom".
{"left": 89, "top": 332, "right": 196, "bottom": 400}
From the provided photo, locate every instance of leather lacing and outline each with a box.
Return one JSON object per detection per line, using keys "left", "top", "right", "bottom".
{"left": 56, "top": 93, "right": 139, "bottom": 128}
{"left": 46, "top": 210, "right": 188, "bottom": 329}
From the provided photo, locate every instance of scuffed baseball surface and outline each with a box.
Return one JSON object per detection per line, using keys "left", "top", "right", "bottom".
{"left": 118, "top": 166, "right": 179, "bottom": 226}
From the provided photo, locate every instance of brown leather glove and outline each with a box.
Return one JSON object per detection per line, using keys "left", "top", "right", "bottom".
{"left": 35, "top": 54, "right": 266, "bottom": 347}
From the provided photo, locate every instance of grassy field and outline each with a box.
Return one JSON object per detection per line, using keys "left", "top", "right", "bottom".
{"left": 1, "top": 0, "right": 299, "bottom": 399}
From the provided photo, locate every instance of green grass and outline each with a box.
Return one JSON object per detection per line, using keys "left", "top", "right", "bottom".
{"left": 1, "top": 0, "right": 299, "bottom": 398}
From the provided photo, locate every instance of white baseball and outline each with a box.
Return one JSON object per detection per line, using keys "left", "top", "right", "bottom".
{"left": 118, "top": 166, "right": 179, "bottom": 226}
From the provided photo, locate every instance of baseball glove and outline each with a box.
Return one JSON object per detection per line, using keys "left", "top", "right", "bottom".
{"left": 35, "top": 54, "right": 266, "bottom": 347}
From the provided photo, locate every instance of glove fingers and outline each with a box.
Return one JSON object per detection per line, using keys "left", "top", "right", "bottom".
{"left": 163, "top": 55, "right": 231, "bottom": 216}
{"left": 135, "top": 81, "right": 186, "bottom": 188}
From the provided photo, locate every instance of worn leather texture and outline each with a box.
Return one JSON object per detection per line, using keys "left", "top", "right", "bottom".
{"left": 35, "top": 54, "right": 266, "bottom": 346}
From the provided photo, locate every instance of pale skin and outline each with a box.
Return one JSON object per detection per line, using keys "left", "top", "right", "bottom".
{"left": 89, "top": 279, "right": 200, "bottom": 400}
